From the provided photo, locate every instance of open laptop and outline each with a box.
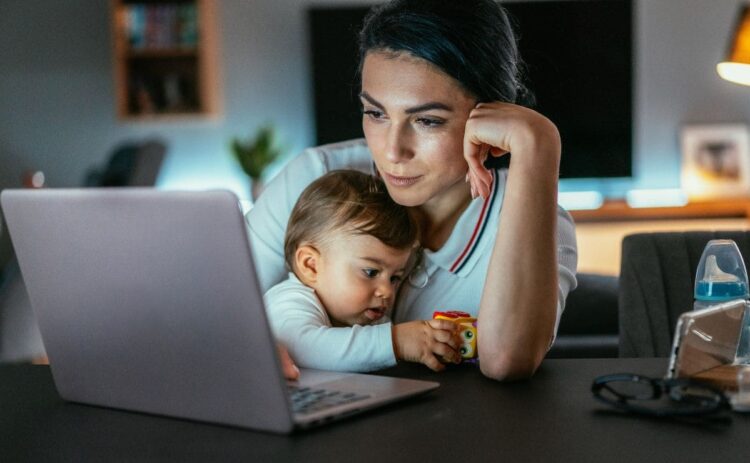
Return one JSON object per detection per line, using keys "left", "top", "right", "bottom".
{"left": 0, "top": 188, "right": 438, "bottom": 433}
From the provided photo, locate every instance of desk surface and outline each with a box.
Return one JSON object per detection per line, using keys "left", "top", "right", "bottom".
{"left": 3, "top": 358, "right": 749, "bottom": 462}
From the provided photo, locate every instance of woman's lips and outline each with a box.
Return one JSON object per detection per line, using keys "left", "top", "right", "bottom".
{"left": 383, "top": 172, "right": 422, "bottom": 187}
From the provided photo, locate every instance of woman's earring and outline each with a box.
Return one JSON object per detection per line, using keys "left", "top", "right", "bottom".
{"left": 408, "top": 267, "right": 429, "bottom": 288}
{"left": 407, "top": 247, "right": 428, "bottom": 288}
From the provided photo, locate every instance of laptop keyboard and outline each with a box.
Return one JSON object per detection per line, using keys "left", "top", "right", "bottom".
{"left": 288, "top": 385, "right": 371, "bottom": 415}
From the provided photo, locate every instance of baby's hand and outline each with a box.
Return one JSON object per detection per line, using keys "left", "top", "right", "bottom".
{"left": 392, "top": 320, "right": 462, "bottom": 371}
{"left": 277, "top": 343, "right": 300, "bottom": 380}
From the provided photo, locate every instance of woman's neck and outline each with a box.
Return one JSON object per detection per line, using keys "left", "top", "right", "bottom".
{"left": 414, "top": 182, "right": 473, "bottom": 251}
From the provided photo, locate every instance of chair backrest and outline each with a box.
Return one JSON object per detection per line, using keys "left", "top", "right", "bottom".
{"left": 84, "top": 140, "right": 166, "bottom": 187}
{"left": 127, "top": 140, "right": 166, "bottom": 187}
{"left": 618, "top": 230, "right": 750, "bottom": 357}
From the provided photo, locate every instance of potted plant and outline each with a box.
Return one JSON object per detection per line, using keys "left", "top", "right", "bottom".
{"left": 230, "top": 125, "right": 283, "bottom": 200}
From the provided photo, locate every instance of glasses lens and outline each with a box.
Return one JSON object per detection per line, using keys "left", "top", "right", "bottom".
{"left": 601, "top": 378, "right": 655, "bottom": 401}
{"left": 593, "top": 375, "right": 728, "bottom": 417}
{"left": 668, "top": 383, "right": 725, "bottom": 409}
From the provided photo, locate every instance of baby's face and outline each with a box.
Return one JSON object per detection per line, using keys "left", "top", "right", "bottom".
{"left": 312, "top": 232, "right": 412, "bottom": 327}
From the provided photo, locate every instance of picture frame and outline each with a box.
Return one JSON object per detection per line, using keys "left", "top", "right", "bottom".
{"left": 680, "top": 123, "right": 750, "bottom": 200}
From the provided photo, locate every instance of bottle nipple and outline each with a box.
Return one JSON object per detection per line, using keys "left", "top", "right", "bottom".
{"left": 702, "top": 255, "right": 740, "bottom": 283}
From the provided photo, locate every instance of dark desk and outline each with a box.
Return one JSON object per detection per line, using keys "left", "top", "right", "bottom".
{"left": 2, "top": 358, "right": 749, "bottom": 462}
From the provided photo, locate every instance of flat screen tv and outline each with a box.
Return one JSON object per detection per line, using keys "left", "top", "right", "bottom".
{"left": 308, "top": 0, "right": 633, "bottom": 179}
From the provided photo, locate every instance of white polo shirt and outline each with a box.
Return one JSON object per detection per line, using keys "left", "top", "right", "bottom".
{"left": 247, "top": 138, "right": 578, "bottom": 339}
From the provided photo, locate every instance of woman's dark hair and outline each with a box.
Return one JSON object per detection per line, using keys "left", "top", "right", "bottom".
{"left": 358, "top": 0, "right": 533, "bottom": 106}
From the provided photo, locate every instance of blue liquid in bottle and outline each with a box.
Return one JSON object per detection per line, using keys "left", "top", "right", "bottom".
{"left": 694, "top": 280, "right": 749, "bottom": 301}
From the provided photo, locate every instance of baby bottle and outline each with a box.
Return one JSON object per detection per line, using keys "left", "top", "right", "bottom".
{"left": 693, "top": 239, "right": 750, "bottom": 362}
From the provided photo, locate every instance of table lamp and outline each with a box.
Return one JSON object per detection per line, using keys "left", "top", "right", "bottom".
{"left": 718, "top": 5, "right": 750, "bottom": 85}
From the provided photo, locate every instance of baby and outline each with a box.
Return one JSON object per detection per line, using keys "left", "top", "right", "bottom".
{"left": 264, "top": 170, "right": 461, "bottom": 372}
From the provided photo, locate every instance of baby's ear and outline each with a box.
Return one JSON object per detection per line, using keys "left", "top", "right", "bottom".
{"left": 295, "top": 245, "right": 320, "bottom": 285}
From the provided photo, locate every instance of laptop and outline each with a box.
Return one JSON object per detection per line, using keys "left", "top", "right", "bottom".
{"left": 0, "top": 188, "right": 438, "bottom": 433}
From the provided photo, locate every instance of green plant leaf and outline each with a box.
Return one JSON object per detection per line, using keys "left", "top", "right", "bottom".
{"left": 230, "top": 125, "right": 282, "bottom": 180}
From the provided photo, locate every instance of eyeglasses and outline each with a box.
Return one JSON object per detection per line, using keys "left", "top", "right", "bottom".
{"left": 591, "top": 373, "right": 730, "bottom": 417}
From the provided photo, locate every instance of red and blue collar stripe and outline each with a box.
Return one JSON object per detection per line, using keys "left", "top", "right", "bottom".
{"left": 449, "top": 169, "right": 499, "bottom": 274}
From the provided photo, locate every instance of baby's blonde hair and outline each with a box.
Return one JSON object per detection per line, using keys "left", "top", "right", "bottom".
{"left": 284, "top": 170, "right": 418, "bottom": 272}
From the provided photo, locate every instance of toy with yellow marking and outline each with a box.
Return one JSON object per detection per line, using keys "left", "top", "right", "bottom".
{"left": 433, "top": 310, "right": 477, "bottom": 361}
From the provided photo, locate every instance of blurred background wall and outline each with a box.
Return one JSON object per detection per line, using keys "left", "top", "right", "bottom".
{"left": 1, "top": 0, "right": 750, "bottom": 200}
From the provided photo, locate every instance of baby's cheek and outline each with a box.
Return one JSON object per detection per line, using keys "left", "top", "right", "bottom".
{"left": 337, "top": 285, "right": 363, "bottom": 307}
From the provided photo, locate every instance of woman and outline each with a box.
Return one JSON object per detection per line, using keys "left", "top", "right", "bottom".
{"left": 249, "top": 0, "right": 577, "bottom": 381}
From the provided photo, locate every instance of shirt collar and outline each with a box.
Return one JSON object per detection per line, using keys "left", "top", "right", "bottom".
{"left": 422, "top": 169, "right": 502, "bottom": 276}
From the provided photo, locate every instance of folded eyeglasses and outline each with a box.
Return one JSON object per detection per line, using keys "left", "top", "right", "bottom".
{"left": 591, "top": 373, "right": 730, "bottom": 418}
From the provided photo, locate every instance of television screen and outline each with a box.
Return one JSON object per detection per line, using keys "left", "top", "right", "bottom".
{"left": 308, "top": 0, "right": 633, "bottom": 179}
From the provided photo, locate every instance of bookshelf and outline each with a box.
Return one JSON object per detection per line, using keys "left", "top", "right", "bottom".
{"left": 111, "top": 0, "right": 221, "bottom": 120}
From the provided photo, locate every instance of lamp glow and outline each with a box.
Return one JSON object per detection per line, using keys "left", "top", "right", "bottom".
{"left": 718, "top": 5, "right": 750, "bottom": 86}
{"left": 717, "top": 62, "right": 750, "bottom": 86}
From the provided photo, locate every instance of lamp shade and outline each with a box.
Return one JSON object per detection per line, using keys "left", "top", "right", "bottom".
{"left": 718, "top": 5, "right": 750, "bottom": 86}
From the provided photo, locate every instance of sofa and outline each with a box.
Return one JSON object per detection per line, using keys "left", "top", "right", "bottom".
{"left": 547, "top": 273, "right": 619, "bottom": 358}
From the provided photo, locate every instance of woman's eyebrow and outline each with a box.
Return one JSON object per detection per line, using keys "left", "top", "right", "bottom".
{"left": 359, "top": 92, "right": 453, "bottom": 114}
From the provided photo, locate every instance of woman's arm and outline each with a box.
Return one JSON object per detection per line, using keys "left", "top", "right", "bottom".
{"left": 464, "top": 102, "right": 576, "bottom": 381}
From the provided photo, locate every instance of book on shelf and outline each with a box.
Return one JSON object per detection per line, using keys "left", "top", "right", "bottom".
{"left": 128, "top": 72, "right": 198, "bottom": 115}
{"left": 123, "top": 3, "right": 199, "bottom": 51}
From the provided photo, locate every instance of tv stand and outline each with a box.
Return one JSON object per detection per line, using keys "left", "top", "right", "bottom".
{"left": 570, "top": 198, "right": 750, "bottom": 275}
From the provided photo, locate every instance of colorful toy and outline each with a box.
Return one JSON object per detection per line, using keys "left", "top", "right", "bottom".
{"left": 433, "top": 310, "right": 477, "bottom": 361}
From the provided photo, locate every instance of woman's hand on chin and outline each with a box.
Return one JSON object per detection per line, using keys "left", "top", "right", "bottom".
{"left": 463, "top": 102, "right": 561, "bottom": 199}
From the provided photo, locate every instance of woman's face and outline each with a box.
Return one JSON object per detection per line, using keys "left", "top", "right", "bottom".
{"left": 360, "top": 52, "right": 477, "bottom": 209}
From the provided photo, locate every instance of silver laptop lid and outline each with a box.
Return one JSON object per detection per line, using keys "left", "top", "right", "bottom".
{"left": 1, "top": 188, "right": 295, "bottom": 433}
